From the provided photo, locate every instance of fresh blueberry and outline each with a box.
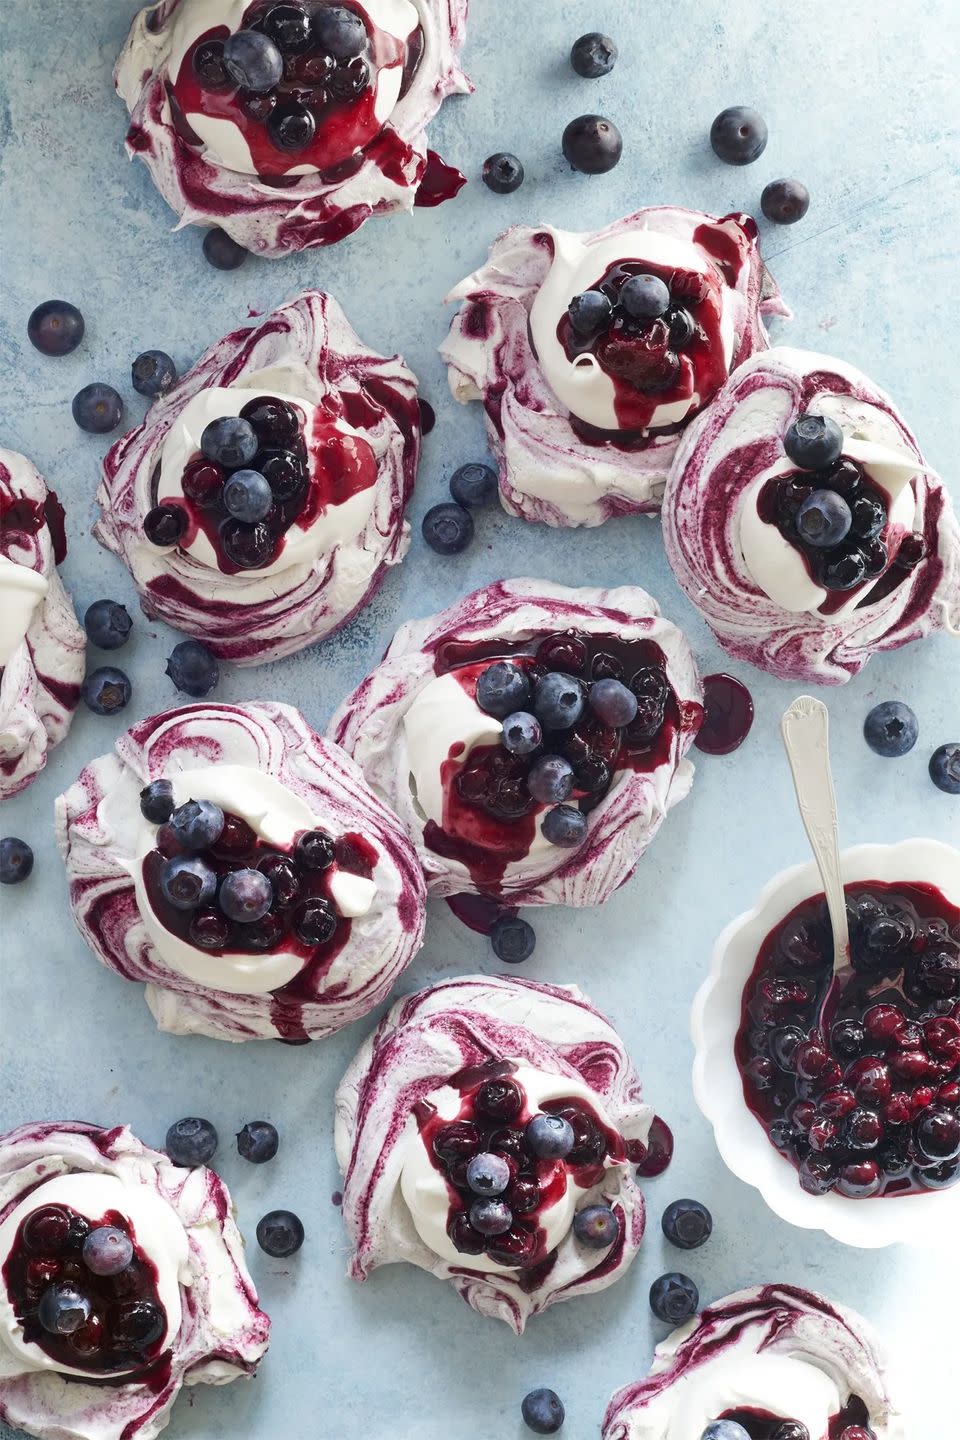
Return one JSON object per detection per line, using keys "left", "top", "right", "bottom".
{"left": 620, "top": 274, "right": 671, "bottom": 320}
{"left": 237, "top": 1121, "right": 280, "bottom": 1164}
{"left": 527, "top": 755, "right": 574, "bottom": 805}
{"left": 294, "top": 896, "right": 338, "bottom": 945}
{"left": 533, "top": 671, "right": 585, "bottom": 730}
{"left": 541, "top": 805, "right": 587, "bottom": 848}
{"left": 165, "top": 1116, "right": 218, "bottom": 1167}
{"left": 784, "top": 412, "right": 844, "bottom": 470}
{"left": 490, "top": 913, "right": 536, "bottom": 964}
{"left": 140, "top": 780, "right": 175, "bottom": 824}
{"left": 82, "top": 1226, "right": 134, "bottom": 1276}
{"left": 266, "top": 103, "right": 316, "bottom": 152}
{"left": 573, "top": 1204, "right": 620, "bottom": 1248}
{"left": 28, "top": 300, "right": 85, "bottom": 356}
{"left": 588, "top": 677, "right": 638, "bottom": 727}
{"left": 160, "top": 855, "right": 217, "bottom": 910}
{"left": 312, "top": 4, "right": 367, "bottom": 57}
{"left": 929, "top": 743, "right": 960, "bottom": 795}
{"left": 466, "top": 1152, "right": 511, "bottom": 1196}
{"left": 223, "top": 469, "right": 273, "bottom": 523}
{"left": 219, "top": 868, "right": 273, "bottom": 923}
{"left": 144, "top": 503, "right": 187, "bottom": 546}
{"left": 709, "top": 106, "right": 768, "bottom": 164}
{"left": 468, "top": 1198, "right": 512, "bottom": 1235}
{"left": 165, "top": 640, "right": 220, "bottom": 698}
{"left": 570, "top": 31, "right": 617, "bottom": 78}
{"left": 72, "top": 383, "right": 123, "bottom": 434}
{"left": 131, "top": 350, "right": 177, "bottom": 398}
{"left": 526, "top": 1113, "right": 574, "bottom": 1159}
{"left": 84, "top": 599, "right": 132, "bottom": 650}
{"left": 661, "top": 1198, "right": 713, "bottom": 1249}
{"left": 202, "top": 227, "right": 247, "bottom": 270}
{"left": 521, "top": 1388, "right": 565, "bottom": 1435}
{"left": 561, "top": 114, "right": 623, "bottom": 173}
{"left": 222, "top": 29, "right": 284, "bottom": 91}
{"left": 477, "top": 661, "right": 532, "bottom": 718}
{"left": 700, "top": 1424, "right": 752, "bottom": 1440}
{"left": 295, "top": 829, "right": 335, "bottom": 871}
{"left": 201, "top": 416, "right": 259, "bottom": 470}
{"left": 482, "top": 152, "right": 524, "bottom": 194}
{"left": 761, "top": 178, "right": 810, "bottom": 224}
{"left": 0, "top": 837, "right": 34, "bottom": 885}
{"left": 863, "top": 701, "right": 919, "bottom": 758}
{"left": 649, "top": 1271, "right": 699, "bottom": 1324}
{"left": 169, "top": 799, "right": 225, "bottom": 851}
{"left": 422, "top": 501, "right": 474, "bottom": 554}
{"left": 501, "top": 711, "right": 543, "bottom": 756}
{"left": 795, "top": 490, "right": 852, "bottom": 548}
{"left": 450, "top": 463, "right": 498, "bottom": 508}
{"left": 261, "top": 3, "right": 313, "bottom": 54}
{"left": 568, "top": 289, "right": 613, "bottom": 336}
{"left": 37, "top": 1285, "right": 91, "bottom": 1335}
{"left": 257, "top": 1209, "right": 304, "bottom": 1257}
{"left": 82, "top": 666, "right": 131, "bottom": 716}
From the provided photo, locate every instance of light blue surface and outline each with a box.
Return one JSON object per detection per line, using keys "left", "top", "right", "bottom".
{"left": 1, "top": 2, "right": 959, "bottom": 1435}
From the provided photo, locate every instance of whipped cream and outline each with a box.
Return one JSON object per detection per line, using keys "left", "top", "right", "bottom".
{"left": 0, "top": 556, "right": 48, "bottom": 668}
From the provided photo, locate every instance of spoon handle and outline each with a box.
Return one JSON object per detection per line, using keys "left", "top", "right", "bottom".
{"left": 780, "top": 695, "right": 850, "bottom": 975}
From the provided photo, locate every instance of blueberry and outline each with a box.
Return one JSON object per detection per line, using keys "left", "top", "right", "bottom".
{"left": 114, "top": 1299, "right": 164, "bottom": 1348}
{"left": 620, "top": 274, "right": 670, "bottom": 320}
{"left": 849, "top": 493, "right": 886, "bottom": 541}
{"left": 202, "top": 228, "right": 247, "bottom": 270}
{"left": 526, "top": 1113, "right": 574, "bottom": 1159}
{"left": 260, "top": 449, "right": 306, "bottom": 501}
{"left": 568, "top": 289, "right": 613, "bottom": 336}
{"left": 490, "top": 913, "right": 536, "bottom": 964}
{"left": 144, "top": 503, "right": 187, "bottom": 546}
{"left": 165, "top": 639, "right": 220, "bottom": 698}
{"left": 221, "top": 520, "right": 276, "bottom": 569}
{"left": 661, "top": 1198, "right": 713, "bottom": 1249}
{"left": 312, "top": 5, "right": 367, "bottom": 57}
{"left": 257, "top": 1209, "right": 304, "bottom": 1257}
{"left": 795, "top": 490, "right": 853, "bottom": 548}
{"left": 501, "top": 711, "right": 542, "bottom": 756}
{"left": 72, "top": 383, "right": 123, "bottom": 434}
{"left": 521, "top": 1388, "right": 565, "bottom": 1435}
{"left": 561, "top": 114, "right": 623, "bottom": 173}
{"left": 140, "top": 780, "right": 175, "bottom": 824}
{"left": 541, "top": 804, "right": 587, "bottom": 848}
{"left": 863, "top": 701, "right": 919, "bottom": 758}
{"left": 761, "top": 178, "right": 810, "bottom": 224}
{"left": 527, "top": 755, "right": 574, "bottom": 805}
{"left": 82, "top": 666, "right": 131, "bottom": 716}
{"left": 28, "top": 300, "right": 84, "bottom": 356}
{"left": 261, "top": 3, "right": 313, "bottom": 54}
{"left": 0, "top": 837, "right": 33, "bottom": 885}
{"left": 466, "top": 1152, "right": 511, "bottom": 1196}
{"left": 769, "top": 1426, "right": 809, "bottom": 1440}
{"left": 84, "top": 599, "right": 132, "bottom": 651}
{"left": 295, "top": 829, "right": 335, "bottom": 871}
{"left": 82, "top": 1226, "right": 133, "bottom": 1276}
{"left": 570, "top": 31, "right": 617, "bottom": 78}
{"left": 294, "top": 896, "right": 338, "bottom": 945}
{"left": 237, "top": 1121, "right": 280, "bottom": 1164}
{"left": 422, "top": 501, "right": 474, "bottom": 554}
{"left": 821, "top": 549, "right": 867, "bottom": 591}
{"left": 222, "top": 29, "right": 284, "bottom": 91}
{"left": 929, "top": 743, "right": 960, "bottom": 795}
{"left": 649, "top": 1271, "right": 699, "bottom": 1324}
{"left": 219, "top": 868, "right": 273, "bottom": 923}
{"left": 170, "top": 799, "right": 225, "bottom": 850}
{"left": 588, "top": 677, "right": 638, "bottom": 727}
{"left": 200, "top": 416, "right": 258, "bottom": 469}
{"left": 450, "top": 463, "right": 498, "bottom": 508}
{"left": 468, "top": 1198, "right": 512, "bottom": 1235}
{"left": 573, "top": 1204, "right": 620, "bottom": 1248}
{"left": 482, "top": 152, "right": 524, "bottom": 194}
{"left": 131, "top": 350, "right": 177, "bottom": 398}
{"left": 700, "top": 1424, "right": 752, "bottom": 1440}
{"left": 533, "top": 671, "right": 585, "bottom": 730}
{"left": 784, "top": 412, "right": 844, "bottom": 470}
{"left": 223, "top": 469, "right": 273, "bottom": 523}
{"left": 160, "top": 855, "right": 217, "bottom": 910}
{"left": 709, "top": 106, "right": 768, "bottom": 165}
{"left": 266, "top": 103, "right": 316, "bottom": 152}
{"left": 477, "top": 662, "right": 531, "bottom": 718}
{"left": 165, "top": 1116, "right": 218, "bottom": 1167}
{"left": 38, "top": 1285, "right": 91, "bottom": 1335}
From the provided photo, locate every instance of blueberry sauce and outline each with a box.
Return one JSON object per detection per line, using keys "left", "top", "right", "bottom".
{"left": 695, "top": 674, "right": 754, "bottom": 755}
{"left": 417, "top": 398, "right": 436, "bottom": 434}
{"left": 720, "top": 1397, "right": 874, "bottom": 1439}
{"left": 444, "top": 894, "right": 513, "bottom": 935}
{"left": 737, "top": 882, "right": 960, "bottom": 1198}
{"left": 413, "top": 149, "right": 467, "bottom": 207}
{"left": 0, "top": 487, "right": 68, "bottom": 565}
{"left": 634, "top": 1114, "right": 675, "bottom": 1177}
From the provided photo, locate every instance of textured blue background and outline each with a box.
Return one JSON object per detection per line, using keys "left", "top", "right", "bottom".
{"left": 1, "top": 1, "right": 959, "bottom": 1435}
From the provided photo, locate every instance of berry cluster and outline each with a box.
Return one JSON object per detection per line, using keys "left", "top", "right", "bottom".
{"left": 703, "top": 1414, "right": 875, "bottom": 1440}
{"left": 563, "top": 262, "right": 704, "bottom": 392}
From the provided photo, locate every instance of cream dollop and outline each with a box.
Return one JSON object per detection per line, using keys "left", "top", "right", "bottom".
{"left": 0, "top": 555, "right": 48, "bottom": 668}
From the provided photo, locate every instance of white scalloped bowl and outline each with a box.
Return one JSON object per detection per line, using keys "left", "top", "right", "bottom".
{"left": 692, "top": 838, "right": 960, "bottom": 1249}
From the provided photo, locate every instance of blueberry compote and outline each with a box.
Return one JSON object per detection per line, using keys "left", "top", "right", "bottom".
{"left": 2, "top": 1204, "right": 166, "bottom": 1376}
{"left": 144, "top": 395, "right": 376, "bottom": 573}
{"left": 737, "top": 882, "right": 960, "bottom": 1198}
{"left": 719, "top": 1397, "right": 875, "bottom": 1440}
{"left": 172, "top": 1, "right": 424, "bottom": 179}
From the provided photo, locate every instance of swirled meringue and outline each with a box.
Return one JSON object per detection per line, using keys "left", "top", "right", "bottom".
{"left": 0, "top": 1121, "right": 269, "bottom": 1440}
{"left": 662, "top": 346, "right": 960, "bottom": 683}
{"left": 0, "top": 449, "right": 84, "bottom": 801}
{"left": 93, "top": 291, "right": 420, "bottom": 666}
{"left": 334, "top": 974, "right": 655, "bottom": 1332}
{"left": 54, "top": 702, "right": 426, "bottom": 1042}
{"left": 440, "top": 207, "right": 787, "bottom": 526}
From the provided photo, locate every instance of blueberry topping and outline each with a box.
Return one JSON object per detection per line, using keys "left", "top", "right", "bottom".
{"left": 620, "top": 274, "right": 671, "bottom": 320}
{"left": 82, "top": 666, "right": 132, "bottom": 716}
{"left": 84, "top": 599, "right": 132, "bottom": 651}
{"left": 169, "top": 799, "right": 225, "bottom": 850}
{"left": 267, "top": 102, "right": 317, "bottom": 151}
{"left": 131, "top": 350, "right": 177, "bottom": 398}
{"left": 449, "top": 463, "right": 498, "bottom": 508}
{"left": 863, "top": 701, "right": 919, "bottom": 758}
{"left": 465, "top": 1152, "right": 511, "bottom": 1196}
{"left": 570, "top": 31, "right": 617, "bottom": 78}
{"left": 527, "top": 755, "right": 574, "bottom": 805}
{"left": 222, "top": 29, "right": 284, "bottom": 91}
{"left": 468, "top": 1198, "right": 512, "bottom": 1235}
{"left": 929, "top": 743, "right": 960, "bottom": 795}
{"left": 526, "top": 1113, "right": 575, "bottom": 1159}
{"left": 541, "top": 804, "right": 587, "bottom": 848}
{"left": 140, "top": 780, "right": 175, "bottom": 824}
{"left": 821, "top": 548, "right": 867, "bottom": 591}
{"left": 189, "top": 909, "right": 231, "bottom": 950}
{"left": 114, "top": 1300, "right": 165, "bottom": 1349}
{"left": 770, "top": 1426, "right": 810, "bottom": 1440}
{"left": 221, "top": 519, "right": 276, "bottom": 569}
{"left": 295, "top": 829, "right": 335, "bottom": 870}
{"left": 223, "top": 469, "right": 273, "bottom": 523}
{"left": 295, "top": 896, "right": 338, "bottom": 945}
{"left": 144, "top": 503, "right": 187, "bottom": 547}
{"left": 501, "top": 711, "right": 543, "bottom": 756}
{"left": 561, "top": 114, "right": 623, "bottom": 173}
{"left": 28, "top": 300, "right": 84, "bottom": 356}
{"left": 795, "top": 490, "right": 853, "bottom": 548}
{"left": 160, "top": 855, "right": 217, "bottom": 910}
{"left": 82, "top": 1226, "right": 134, "bottom": 1276}
{"left": 422, "top": 501, "right": 474, "bottom": 554}
{"left": 200, "top": 416, "right": 258, "bottom": 469}
{"left": 72, "top": 383, "right": 123, "bottom": 434}
{"left": 165, "top": 639, "right": 220, "bottom": 698}
{"left": 261, "top": 3, "right": 313, "bottom": 54}
{"left": 202, "top": 228, "right": 247, "bottom": 270}
{"left": 761, "top": 178, "right": 810, "bottom": 224}
{"left": 237, "top": 1121, "right": 280, "bottom": 1164}
{"left": 219, "top": 868, "right": 273, "bottom": 923}
{"left": 482, "top": 152, "right": 524, "bottom": 193}
{"left": 533, "top": 671, "right": 585, "bottom": 729}
{"left": 521, "top": 1388, "right": 565, "bottom": 1434}
{"left": 649, "top": 1271, "right": 699, "bottom": 1324}
{"left": 260, "top": 449, "right": 306, "bottom": 501}
{"left": 0, "top": 837, "right": 33, "bottom": 885}
{"left": 568, "top": 289, "right": 613, "bottom": 336}
{"left": 709, "top": 106, "right": 768, "bottom": 164}
{"left": 477, "top": 662, "right": 532, "bottom": 718}
{"left": 572, "top": 1203, "right": 619, "bottom": 1248}
{"left": 38, "top": 1285, "right": 91, "bottom": 1335}
{"left": 661, "top": 1198, "right": 713, "bottom": 1249}
{"left": 257, "top": 1209, "right": 304, "bottom": 1257}
{"left": 700, "top": 1424, "right": 752, "bottom": 1440}
{"left": 588, "top": 677, "right": 638, "bottom": 727}
{"left": 490, "top": 913, "right": 536, "bottom": 964}
{"left": 194, "top": 37, "right": 229, "bottom": 88}
{"left": 165, "top": 1116, "right": 218, "bottom": 1167}
{"left": 312, "top": 4, "right": 367, "bottom": 57}
{"left": 849, "top": 492, "right": 886, "bottom": 540}
{"left": 784, "top": 412, "right": 844, "bottom": 470}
